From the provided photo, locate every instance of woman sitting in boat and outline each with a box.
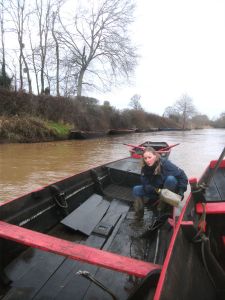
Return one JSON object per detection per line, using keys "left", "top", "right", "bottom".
{"left": 133, "top": 147, "right": 188, "bottom": 219}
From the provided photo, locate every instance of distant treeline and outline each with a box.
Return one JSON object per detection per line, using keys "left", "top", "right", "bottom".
{"left": 0, "top": 88, "right": 179, "bottom": 131}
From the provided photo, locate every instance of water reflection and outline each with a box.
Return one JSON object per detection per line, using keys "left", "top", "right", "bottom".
{"left": 0, "top": 129, "right": 224, "bottom": 202}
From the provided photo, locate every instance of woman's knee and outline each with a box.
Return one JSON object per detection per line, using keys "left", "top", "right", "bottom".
{"left": 164, "top": 176, "right": 178, "bottom": 191}
{"left": 133, "top": 185, "right": 144, "bottom": 197}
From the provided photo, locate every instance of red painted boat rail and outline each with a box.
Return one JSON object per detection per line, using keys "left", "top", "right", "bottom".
{"left": 0, "top": 221, "right": 161, "bottom": 278}
{"left": 196, "top": 202, "right": 225, "bottom": 214}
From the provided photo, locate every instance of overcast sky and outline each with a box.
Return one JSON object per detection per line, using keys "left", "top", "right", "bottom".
{"left": 91, "top": 0, "right": 225, "bottom": 119}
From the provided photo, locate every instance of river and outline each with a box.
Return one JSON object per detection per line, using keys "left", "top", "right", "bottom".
{"left": 0, "top": 128, "right": 224, "bottom": 202}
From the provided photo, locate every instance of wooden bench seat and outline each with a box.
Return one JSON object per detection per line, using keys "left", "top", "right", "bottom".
{"left": 0, "top": 221, "right": 161, "bottom": 278}
{"left": 196, "top": 202, "right": 225, "bottom": 214}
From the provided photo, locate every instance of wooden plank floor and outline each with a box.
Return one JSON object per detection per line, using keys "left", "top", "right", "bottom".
{"left": 3, "top": 197, "right": 138, "bottom": 300}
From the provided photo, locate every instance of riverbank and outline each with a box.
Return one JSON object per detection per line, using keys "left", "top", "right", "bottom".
{"left": 0, "top": 115, "right": 212, "bottom": 143}
{"left": 0, "top": 89, "right": 184, "bottom": 143}
{"left": 0, "top": 116, "right": 71, "bottom": 143}
{"left": 0, "top": 114, "right": 181, "bottom": 143}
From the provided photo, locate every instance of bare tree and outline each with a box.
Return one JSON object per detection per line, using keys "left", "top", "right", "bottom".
{"left": 173, "top": 94, "right": 197, "bottom": 129}
{"left": 59, "top": 0, "right": 138, "bottom": 96}
{"left": 163, "top": 106, "right": 180, "bottom": 122}
{"left": 34, "top": 0, "right": 52, "bottom": 94}
{"left": 129, "top": 94, "right": 143, "bottom": 110}
{"left": 0, "top": 0, "right": 7, "bottom": 87}
{"left": 191, "top": 114, "right": 210, "bottom": 128}
{"left": 52, "top": 11, "right": 60, "bottom": 96}
{"left": 51, "top": 0, "right": 65, "bottom": 96}
{"left": 7, "top": 0, "right": 32, "bottom": 93}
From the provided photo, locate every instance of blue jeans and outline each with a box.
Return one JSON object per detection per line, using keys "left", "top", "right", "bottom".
{"left": 133, "top": 176, "right": 178, "bottom": 201}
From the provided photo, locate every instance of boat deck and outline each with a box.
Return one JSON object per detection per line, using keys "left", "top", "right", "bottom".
{"left": 205, "top": 168, "right": 225, "bottom": 202}
{"left": 2, "top": 183, "right": 171, "bottom": 300}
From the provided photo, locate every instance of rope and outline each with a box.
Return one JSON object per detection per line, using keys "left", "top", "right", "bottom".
{"left": 153, "top": 229, "right": 160, "bottom": 264}
{"left": 201, "top": 237, "right": 217, "bottom": 289}
{"left": 76, "top": 270, "right": 118, "bottom": 300}
{"left": 53, "top": 193, "right": 68, "bottom": 209}
{"left": 192, "top": 203, "right": 206, "bottom": 243}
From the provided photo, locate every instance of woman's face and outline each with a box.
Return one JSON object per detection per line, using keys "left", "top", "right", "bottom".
{"left": 143, "top": 151, "right": 157, "bottom": 166}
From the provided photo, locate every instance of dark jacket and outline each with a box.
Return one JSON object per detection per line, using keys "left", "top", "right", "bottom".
{"left": 141, "top": 158, "right": 188, "bottom": 194}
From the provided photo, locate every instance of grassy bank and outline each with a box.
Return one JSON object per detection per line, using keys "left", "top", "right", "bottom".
{"left": 0, "top": 116, "right": 72, "bottom": 143}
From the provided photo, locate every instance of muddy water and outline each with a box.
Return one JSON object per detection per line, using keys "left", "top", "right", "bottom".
{"left": 0, "top": 129, "right": 224, "bottom": 202}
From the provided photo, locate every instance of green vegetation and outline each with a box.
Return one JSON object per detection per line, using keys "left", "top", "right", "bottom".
{"left": 0, "top": 115, "right": 69, "bottom": 143}
{"left": 47, "top": 121, "right": 72, "bottom": 138}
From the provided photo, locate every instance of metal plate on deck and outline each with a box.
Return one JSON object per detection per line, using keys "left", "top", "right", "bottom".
{"left": 93, "top": 222, "right": 113, "bottom": 237}
{"left": 61, "top": 194, "right": 110, "bottom": 236}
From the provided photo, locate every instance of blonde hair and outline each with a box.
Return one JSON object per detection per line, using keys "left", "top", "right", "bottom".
{"left": 143, "top": 147, "right": 160, "bottom": 159}
{"left": 142, "top": 147, "right": 161, "bottom": 174}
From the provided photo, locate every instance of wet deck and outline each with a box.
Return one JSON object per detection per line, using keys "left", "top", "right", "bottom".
{"left": 3, "top": 183, "right": 170, "bottom": 300}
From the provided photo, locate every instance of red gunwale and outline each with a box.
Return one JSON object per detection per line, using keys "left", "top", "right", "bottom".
{"left": 0, "top": 221, "right": 161, "bottom": 278}
{"left": 196, "top": 202, "right": 225, "bottom": 214}
{"left": 153, "top": 193, "right": 192, "bottom": 300}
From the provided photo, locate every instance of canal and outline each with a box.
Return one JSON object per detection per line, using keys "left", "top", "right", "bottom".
{"left": 0, "top": 128, "right": 224, "bottom": 202}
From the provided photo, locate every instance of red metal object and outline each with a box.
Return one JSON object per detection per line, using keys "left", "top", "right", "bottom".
{"left": 0, "top": 221, "right": 161, "bottom": 278}
{"left": 123, "top": 143, "right": 145, "bottom": 150}
{"left": 158, "top": 143, "right": 180, "bottom": 152}
{"left": 196, "top": 202, "right": 225, "bottom": 214}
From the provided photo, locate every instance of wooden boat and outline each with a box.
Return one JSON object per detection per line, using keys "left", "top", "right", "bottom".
{"left": 0, "top": 148, "right": 225, "bottom": 299}
{"left": 135, "top": 128, "right": 159, "bottom": 133}
{"left": 69, "top": 130, "right": 108, "bottom": 139}
{"left": 108, "top": 129, "right": 136, "bottom": 135}
{"left": 158, "top": 128, "right": 191, "bottom": 131}
{"left": 124, "top": 141, "right": 179, "bottom": 159}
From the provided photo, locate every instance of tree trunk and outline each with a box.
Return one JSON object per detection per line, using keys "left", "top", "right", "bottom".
{"left": 0, "top": 4, "right": 6, "bottom": 87}
{"left": 29, "top": 30, "right": 40, "bottom": 94}
{"left": 77, "top": 68, "right": 85, "bottom": 96}
{"left": 21, "top": 50, "right": 32, "bottom": 94}
{"left": 19, "top": 51, "right": 23, "bottom": 90}
{"left": 52, "top": 14, "right": 60, "bottom": 96}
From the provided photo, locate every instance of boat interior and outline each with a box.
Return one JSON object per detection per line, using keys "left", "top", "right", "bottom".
{"left": 0, "top": 157, "right": 173, "bottom": 300}
{"left": 1, "top": 157, "right": 225, "bottom": 300}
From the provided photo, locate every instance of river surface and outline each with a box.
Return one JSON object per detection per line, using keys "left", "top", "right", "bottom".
{"left": 0, "top": 129, "right": 225, "bottom": 202}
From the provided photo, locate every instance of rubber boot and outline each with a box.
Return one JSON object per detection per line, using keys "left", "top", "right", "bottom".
{"left": 133, "top": 197, "right": 144, "bottom": 219}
